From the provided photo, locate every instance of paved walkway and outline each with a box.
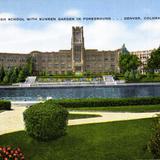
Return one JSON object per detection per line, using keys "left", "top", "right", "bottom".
{"left": 0, "top": 106, "right": 160, "bottom": 135}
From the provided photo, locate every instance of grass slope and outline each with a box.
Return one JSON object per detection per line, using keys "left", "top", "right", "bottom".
{"left": 0, "top": 118, "right": 154, "bottom": 160}
{"left": 69, "top": 104, "right": 160, "bottom": 112}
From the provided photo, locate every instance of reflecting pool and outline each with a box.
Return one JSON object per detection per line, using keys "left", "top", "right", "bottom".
{"left": 0, "top": 85, "right": 160, "bottom": 101}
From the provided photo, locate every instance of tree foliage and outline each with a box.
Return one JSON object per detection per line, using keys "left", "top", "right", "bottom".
{"left": 147, "top": 47, "right": 160, "bottom": 73}
{"left": 17, "top": 69, "right": 25, "bottom": 82}
{"left": 0, "top": 66, "right": 5, "bottom": 81}
{"left": 0, "top": 56, "right": 35, "bottom": 84}
{"left": 119, "top": 54, "right": 141, "bottom": 74}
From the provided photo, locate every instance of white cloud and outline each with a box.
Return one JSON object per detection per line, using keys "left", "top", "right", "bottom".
{"left": 64, "top": 9, "right": 81, "bottom": 17}
{"left": 0, "top": 12, "right": 15, "bottom": 18}
{"left": 133, "top": 21, "right": 160, "bottom": 50}
{"left": 137, "top": 21, "right": 160, "bottom": 33}
{"left": 84, "top": 21, "right": 128, "bottom": 50}
{"left": 0, "top": 21, "right": 82, "bottom": 53}
{"left": 0, "top": 13, "right": 159, "bottom": 53}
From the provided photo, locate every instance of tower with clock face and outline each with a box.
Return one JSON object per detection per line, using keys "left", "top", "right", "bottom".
{"left": 71, "top": 26, "right": 85, "bottom": 73}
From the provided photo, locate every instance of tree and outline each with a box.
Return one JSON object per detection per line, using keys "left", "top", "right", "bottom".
{"left": 7, "top": 68, "right": 15, "bottom": 83}
{"left": 135, "top": 72, "right": 141, "bottom": 80}
{"left": 21, "top": 57, "right": 34, "bottom": 77}
{"left": 3, "top": 71, "right": 10, "bottom": 84}
{"left": 124, "top": 70, "right": 129, "bottom": 81}
{"left": 124, "top": 70, "right": 141, "bottom": 82}
{"left": 128, "top": 70, "right": 135, "bottom": 81}
{"left": 2, "top": 68, "right": 14, "bottom": 84}
{"left": 0, "top": 66, "right": 5, "bottom": 82}
{"left": 15, "top": 67, "right": 20, "bottom": 78}
{"left": 17, "top": 69, "right": 25, "bottom": 82}
{"left": 26, "top": 56, "right": 34, "bottom": 76}
{"left": 119, "top": 54, "right": 141, "bottom": 74}
{"left": 147, "top": 47, "right": 160, "bottom": 73}
{"left": 10, "top": 67, "right": 18, "bottom": 83}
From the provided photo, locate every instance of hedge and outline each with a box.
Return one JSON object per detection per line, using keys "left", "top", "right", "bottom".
{"left": 23, "top": 101, "right": 68, "bottom": 141}
{"left": 0, "top": 100, "right": 11, "bottom": 110}
{"left": 46, "top": 97, "right": 160, "bottom": 108}
{"left": 149, "top": 115, "right": 160, "bottom": 158}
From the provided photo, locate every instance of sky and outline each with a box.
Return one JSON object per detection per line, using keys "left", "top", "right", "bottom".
{"left": 0, "top": 0, "right": 160, "bottom": 53}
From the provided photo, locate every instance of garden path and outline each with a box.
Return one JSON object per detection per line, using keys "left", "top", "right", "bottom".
{"left": 0, "top": 106, "right": 159, "bottom": 135}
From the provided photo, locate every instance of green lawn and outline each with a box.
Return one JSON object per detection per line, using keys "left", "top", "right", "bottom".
{"left": 69, "top": 113, "right": 101, "bottom": 119}
{"left": 0, "top": 110, "right": 4, "bottom": 113}
{"left": 68, "top": 104, "right": 160, "bottom": 112}
{"left": 0, "top": 118, "right": 154, "bottom": 160}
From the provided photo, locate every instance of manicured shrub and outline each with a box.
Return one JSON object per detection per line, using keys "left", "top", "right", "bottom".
{"left": 23, "top": 102, "right": 68, "bottom": 141}
{"left": 149, "top": 116, "right": 160, "bottom": 158}
{"left": 0, "top": 146, "right": 24, "bottom": 160}
{"left": 0, "top": 100, "right": 11, "bottom": 110}
{"left": 47, "top": 97, "right": 160, "bottom": 108}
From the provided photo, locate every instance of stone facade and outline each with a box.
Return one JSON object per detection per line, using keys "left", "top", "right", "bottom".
{"left": 0, "top": 26, "right": 120, "bottom": 74}
{"left": 0, "top": 26, "right": 153, "bottom": 74}
{"left": 31, "top": 50, "right": 72, "bottom": 75}
{"left": 131, "top": 50, "right": 152, "bottom": 73}
{"left": 0, "top": 53, "right": 29, "bottom": 69}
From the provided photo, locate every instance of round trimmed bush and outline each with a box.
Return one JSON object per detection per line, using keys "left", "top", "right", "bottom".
{"left": 23, "top": 102, "right": 68, "bottom": 141}
{"left": 0, "top": 100, "right": 11, "bottom": 110}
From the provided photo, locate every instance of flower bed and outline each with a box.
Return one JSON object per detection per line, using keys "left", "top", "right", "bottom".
{"left": 0, "top": 146, "right": 24, "bottom": 160}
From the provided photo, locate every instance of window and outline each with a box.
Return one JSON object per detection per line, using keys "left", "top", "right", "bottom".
{"left": 74, "top": 46, "right": 81, "bottom": 52}
{"left": 105, "top": 58, "right": 108, "bottom": 61}
{"left": 111, "top": 58, "right": 115, "bottom": 61}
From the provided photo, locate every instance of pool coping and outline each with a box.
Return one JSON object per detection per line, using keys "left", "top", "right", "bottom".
{"left": 0, "top": 82, "right": 160, "bottom": 89}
